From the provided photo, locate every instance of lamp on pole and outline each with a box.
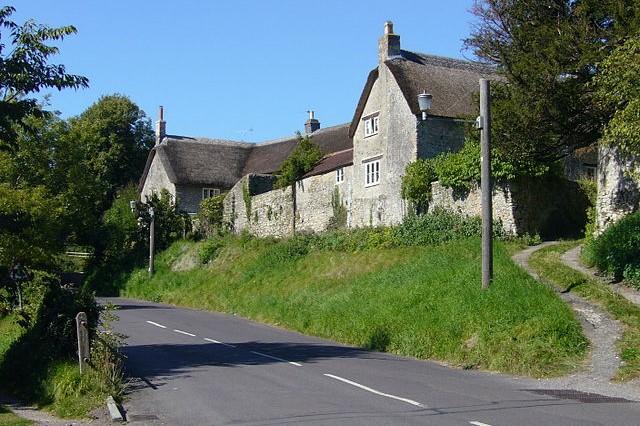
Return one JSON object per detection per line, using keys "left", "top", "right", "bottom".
{"left": 148, "top": 207, "right": 155, "bottom": 276}
{"left": 130, "top": 200, "right": 155, "bottom": 276}
{"left": 418, "top": 91, "right": 433, "bottom": 121}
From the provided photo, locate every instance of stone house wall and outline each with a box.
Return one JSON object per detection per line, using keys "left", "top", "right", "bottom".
{"left": 351, "top": 64, "right": 416, "bottom": 228}
{"left": 596, "top": 145, "right": 640, "bottom": 233}
{"left": 141, "top": 155, "right": 176, "bottom": 203}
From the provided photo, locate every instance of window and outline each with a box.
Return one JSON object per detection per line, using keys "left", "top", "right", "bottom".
{"left": 364, "top": 160, "right": 380, "bottom": 187}
{"left": 335, "top": 168, "right": 344, "bottom": 184}
{"left": 363, "top": 114, "right": 379, "bottom": 137}
{"left": 203, "top": 188, "right": 221, "bottom": 199}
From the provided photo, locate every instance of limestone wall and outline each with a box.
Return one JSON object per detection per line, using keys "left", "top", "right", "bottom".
{"left": 296, "top": 167, "right": 353, "bottom": 233}
{"left": 223, "top": 175, "right": 295, "bottom": 238}
{"left": 430, "top": 178, "right": 589, "bottom": 238}
{"left": 596, "top": 145, "right": 639, "bottom": 233}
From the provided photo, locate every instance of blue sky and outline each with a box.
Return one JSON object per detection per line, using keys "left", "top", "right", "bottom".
{"left": 14, "top": 1, "right": 478, "bottom": 142}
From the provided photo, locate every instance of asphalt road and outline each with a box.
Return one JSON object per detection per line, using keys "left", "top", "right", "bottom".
{"left": 106, "top": 297, "right": 640, "bottom": 425}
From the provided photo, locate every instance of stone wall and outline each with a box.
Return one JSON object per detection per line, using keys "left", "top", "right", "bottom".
{"left": 430, "top": 178, "right": 589, "bottom": 238}
{"left": 596, "top": 145, "right": 639, "bottom": 233}
{"left": 296, "top": 167, "right": 353, "bottom": 233}
{"left": 223, "top": 174, "right": 294, "bottom": 238}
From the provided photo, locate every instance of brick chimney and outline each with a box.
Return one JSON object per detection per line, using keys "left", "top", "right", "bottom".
{"left": 304, "top": 110, "right": 320, "bottom": 134}
{"left": 378, "top": 21, "right": 401, "bottom": 63}
{"left": 155, "top": 106, "right": 166, "bottom": 145}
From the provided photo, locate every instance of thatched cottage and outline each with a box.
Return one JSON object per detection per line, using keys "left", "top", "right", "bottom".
{"left": 140, "top": 22, "right": 587, "bottom": 238}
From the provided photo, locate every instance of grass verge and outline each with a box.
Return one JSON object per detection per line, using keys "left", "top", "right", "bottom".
{"left": 0, "top": 308, "right": 124, "bottom": 419}
{"left": 529, "top": 241, "right": 640, "bottom": 382}
{"left": 0, "top": 405, "right": 33, "bottom": 426}
{"left": 122, "top": 236, "right": 587, "bottom": 378}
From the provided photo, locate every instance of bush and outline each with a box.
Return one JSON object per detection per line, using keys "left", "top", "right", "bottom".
{"left": 199, "top": 237, "right": 226, "bottom": 264}
{"left": 583, "top": 212, "right": 640, "bottom": 285}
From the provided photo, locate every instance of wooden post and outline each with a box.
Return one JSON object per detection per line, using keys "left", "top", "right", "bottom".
{"left": 76, "top": 312, "right": 90, "bottom": 373}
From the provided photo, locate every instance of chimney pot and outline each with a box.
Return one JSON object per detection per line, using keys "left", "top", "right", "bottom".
{"left": 155, "top": 105, "right": 166, "bottom": 145}
{"left": 379, "top": 21, "right": 401, "bottom": 62}
{"left": 304, "top": 110, "right": 320, "bottom": 134}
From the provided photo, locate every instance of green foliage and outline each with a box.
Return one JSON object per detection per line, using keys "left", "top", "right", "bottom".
{"left": 139, "top": 189, "right": 190, "bottom": 252}
{"left": 84, "top": 185, "right": 145, "bottom": 296}
{"left": 198, "top": 237, "right": 226, "bottom": 264}
{"left": 583, "top": 212, "right": 640, "bottom": 286}
{"left": 274, "top": 133, "right": 324, "bottom": 189}
{"left": 0, "top": 271, "right": 99, "bottom": 403}
{"left": 465, "top": 0, "right": 640, "bottom": 164}
{"left": 0, "top": 6, "right": 88, "bottom": 152}
{"left": 197, "top": 194, "right": 226, "bottom": 237}
{"left": 595, "top": 33, "right": 640, "bottom": 156}
{"left": 400, "top": 159, "right": 435, "bottom": 212}
{"left": 428, "top": 137, "right": 552, "bottom": 190}
{"left": 242, "top": 183, "right": 252, "bottom": 221}
{"left": 328, "top": 186, "right": 347, "bottom": 229}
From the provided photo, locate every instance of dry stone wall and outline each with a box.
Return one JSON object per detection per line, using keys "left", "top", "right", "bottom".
{"left": 596, "top": 145, "right": 639, "bottom": 233}
{"left": 429, "top": 178, "right": 589, "bottom": 238}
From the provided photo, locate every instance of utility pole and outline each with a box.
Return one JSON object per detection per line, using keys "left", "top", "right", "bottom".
{"left": 149, "top": 207, "right": 155, "bottom": 276}
{"left": 480, "top": 78, "right": 493, "bottom": 289}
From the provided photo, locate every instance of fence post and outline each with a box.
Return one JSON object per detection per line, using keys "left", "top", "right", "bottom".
{"left": 76, "top": 312, "right": 90, "bottom": 373}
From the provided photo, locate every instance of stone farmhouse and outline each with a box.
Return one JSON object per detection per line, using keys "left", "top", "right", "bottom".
{"left": 140, "top": 22, "right": 587, "bottom": 238}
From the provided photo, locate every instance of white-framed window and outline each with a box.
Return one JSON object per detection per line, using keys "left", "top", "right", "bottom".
{"left": 203, "top": 187, "right": 221, "bottom": 199}
{"left": 335, "top": 168, "right": 344, "bottom": 184}
{"left": 364, "top": 159, "right": 381, "bottom": 187}
{"left": 363, "top": 114, "right": 379, "bottom": 137}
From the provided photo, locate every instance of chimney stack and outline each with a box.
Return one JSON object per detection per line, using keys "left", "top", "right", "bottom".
{"left": 304, "top": 110, "right": 320, "bottom": 134}
{"left": 155, "top": 106, "right": 166, "bottom": 145}
{"left": 378, "top": 21, "right": 401, "bottom": 63}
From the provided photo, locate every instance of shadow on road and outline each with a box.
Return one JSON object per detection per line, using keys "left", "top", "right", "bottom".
{"left": 123, "top": 340, "right": 374, "bottom": 379}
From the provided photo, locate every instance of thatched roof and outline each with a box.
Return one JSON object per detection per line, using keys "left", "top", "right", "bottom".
{"left": 349, "top": 51, "right": 496, "bottom": 137}
{"left": 139, "top": 124, "right": 352, "bottom": 189}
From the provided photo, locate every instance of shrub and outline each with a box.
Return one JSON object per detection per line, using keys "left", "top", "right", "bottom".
{"left": 199, "top": 237, "right": 226, "bottom": 264}
{"left": 274, "top": 133, "right": 323, "bottom": 189}
{"left": 197, "top": 194, "right": 226, "bottom": 237}
{"left": 583, "top": 212, "right": 640, "bottom": 284}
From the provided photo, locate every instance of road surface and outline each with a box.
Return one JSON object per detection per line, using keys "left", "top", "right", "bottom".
{"left": 107, "top": 297, "right": 640, "bottom": 425}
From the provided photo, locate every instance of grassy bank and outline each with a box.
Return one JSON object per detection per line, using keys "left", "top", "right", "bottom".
{"left": 529, "top": 241, "right": 640, "bottom": 382}
{"left": 122, "top": 235, "right": 587, "bottom": 377}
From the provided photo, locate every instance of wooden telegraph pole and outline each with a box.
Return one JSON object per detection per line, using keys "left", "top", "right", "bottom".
{"left": 479, "top": 78, "right": 493, "bottom": 289}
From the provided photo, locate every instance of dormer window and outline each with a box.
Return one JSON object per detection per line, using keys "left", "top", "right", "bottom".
{"left": 363, "top": 112, "right": 379, "bottom": 137}
{"left": 203, "top": 188, "right": 221, "bottom": 200}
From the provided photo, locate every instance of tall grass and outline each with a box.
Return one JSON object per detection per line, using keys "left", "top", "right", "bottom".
{"left": 123, "top": 235, "right": 586, "bottom": 377}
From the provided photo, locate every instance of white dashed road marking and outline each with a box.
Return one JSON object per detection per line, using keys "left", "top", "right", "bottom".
{"left": 145, "top": 321, "right": 167, "bottom": 328}
{"left": 324, "top": 373, "right": 425, "bottom": 408}
{"left": 203, "top": 338, "right": 237, "bottom": 348}
{"left": 250, "top": 351, "right": 302, "bottom": 367}
{"left": 470, "top": 421, "right": 493, "bottom": 426}
{"left": 173, "top": 329, "right": 196, "bottom": 337}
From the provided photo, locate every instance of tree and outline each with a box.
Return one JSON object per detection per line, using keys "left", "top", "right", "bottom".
{"left": 66, "top": 94, "right": 154, "bottom": 201}
{"left": 0, "top": 6, "right": 88, "bottom": 151}
{"left": 274, "top": 133, "right": 323, "bottom": 189}
{"left": 465, "top": 0, "right": 640, "bottom": 164}
{"left": 595, "top": 33, "right": 640, "bottom": 156}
